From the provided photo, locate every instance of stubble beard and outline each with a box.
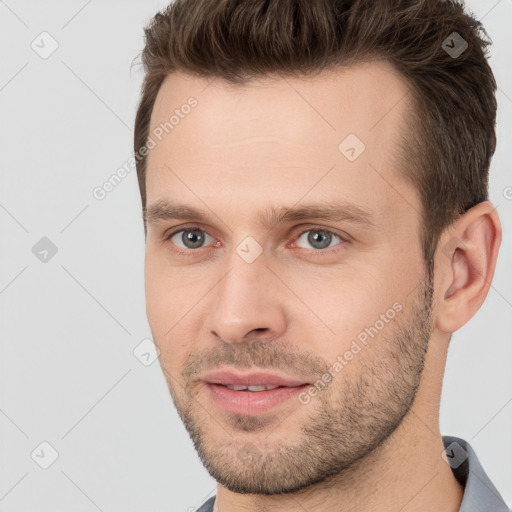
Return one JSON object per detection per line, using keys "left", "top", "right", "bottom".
{"left": 164, "top": 272, "right": 434, "bottom": 495}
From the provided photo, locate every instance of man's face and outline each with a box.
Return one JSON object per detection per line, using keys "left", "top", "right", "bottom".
{"left": 144, "top": 62, "right": 433, "bottom": 494}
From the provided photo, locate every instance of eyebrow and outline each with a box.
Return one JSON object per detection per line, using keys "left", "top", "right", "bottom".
{"left": 144, "top": 199, "right": 376, "bottom": 230}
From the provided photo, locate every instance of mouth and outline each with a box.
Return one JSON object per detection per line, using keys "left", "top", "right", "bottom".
{"left": 222, "top": 383, "right": 298, "bottom": 391}
{"left": 200, "top": 369, "right": 310, "bottom": 416}
{"left": 205, "top": 383, "right": 310, "bottom": 416}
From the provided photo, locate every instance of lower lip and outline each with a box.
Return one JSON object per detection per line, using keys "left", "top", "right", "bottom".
{"left": 205, "top": 383, "right": 309, "bottom": 416}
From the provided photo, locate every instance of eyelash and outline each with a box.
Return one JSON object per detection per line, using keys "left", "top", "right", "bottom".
{"left": 163, "top": 225, "right": 349, "bottom": 258}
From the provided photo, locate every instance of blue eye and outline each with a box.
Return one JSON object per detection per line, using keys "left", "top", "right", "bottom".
{"left": 165, "top": 225, "right": 348, "bottom": 257}
{"left": 169, "top": 228, "right": 214, "bottom": 250}
{"left": 294, "top": 229, "right": 343, "bottom": 250}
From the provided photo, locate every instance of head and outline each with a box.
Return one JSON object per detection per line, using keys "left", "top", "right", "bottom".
{"left": 134, "top": 0, "right": 501, "bottom": 495}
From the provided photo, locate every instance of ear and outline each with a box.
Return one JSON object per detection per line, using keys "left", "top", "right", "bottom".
{"left": 434, "top": 201, "right": 502, "bottom": 334}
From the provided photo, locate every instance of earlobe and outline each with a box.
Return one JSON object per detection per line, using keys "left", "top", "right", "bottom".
{"left": 435, "top": 202, "right": 501, "bottom": 334}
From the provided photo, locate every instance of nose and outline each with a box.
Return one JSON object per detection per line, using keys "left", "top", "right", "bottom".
{"left": 208, "top": 251, "right": 288, "bottom": 344}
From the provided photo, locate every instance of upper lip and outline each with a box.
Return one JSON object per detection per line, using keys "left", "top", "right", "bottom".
{"left": 200, "top": 369, "right": 309, "bottom": 387}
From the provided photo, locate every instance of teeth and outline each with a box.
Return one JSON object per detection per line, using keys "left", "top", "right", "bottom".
{"left": 225, "top": 384, "right": 280, "bottom": 391}
{"left": 248, "top": 385, "right": 279, "bottom": 391}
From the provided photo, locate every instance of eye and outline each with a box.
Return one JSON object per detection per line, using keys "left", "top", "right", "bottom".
{"left": 164, "top": 225, "right": 347, "bottom": 256}
{"left": 293, "top": 228, "right": 345, "bottom": 251}
{"left": 168, "top": 227, "right": 215, "bottom": 250}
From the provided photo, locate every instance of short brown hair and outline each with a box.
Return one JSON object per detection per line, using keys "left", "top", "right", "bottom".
{"left": 133, "top": 0, "right": 497, "bottom": 265}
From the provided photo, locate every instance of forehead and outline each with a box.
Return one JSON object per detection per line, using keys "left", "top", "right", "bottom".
{"left": 145, "top": 61, "right": 419, "bottom": 230}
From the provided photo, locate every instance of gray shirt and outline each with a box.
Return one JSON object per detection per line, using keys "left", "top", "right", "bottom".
{"left": 196, "top": 435, "right": 511, "bottom": 512}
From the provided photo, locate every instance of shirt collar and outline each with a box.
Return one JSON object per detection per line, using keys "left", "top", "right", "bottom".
{"left": 443, "top": 435, "right": 510, "bottom": 512}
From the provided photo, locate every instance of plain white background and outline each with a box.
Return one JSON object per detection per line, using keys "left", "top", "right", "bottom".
{"left": 0, "top": 1, "right": 511, "bottom": 510}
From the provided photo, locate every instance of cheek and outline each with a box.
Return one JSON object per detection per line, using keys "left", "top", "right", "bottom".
{"left": 145, "top": 269, "right": 168, "bottom": 338}
{"left": 144, "top": 255, "right": 185, "bottom": 343}
{"left": 288, "top": 264, "right": 406, "bottom": 353}
{"left": 144, "top": 256, "right": 206, "bottom": 367}
{"left": 145, "top": 287, "right": 189, "bottom": 375}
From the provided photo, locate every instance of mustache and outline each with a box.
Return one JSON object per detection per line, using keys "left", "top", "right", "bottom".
{"left": 181, "top": 338, "right": 331, "bottom": 383}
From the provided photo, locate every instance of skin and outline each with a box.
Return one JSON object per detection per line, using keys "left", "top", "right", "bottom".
{"left": 143, "top": 61, "right": 501, "bottom": 512}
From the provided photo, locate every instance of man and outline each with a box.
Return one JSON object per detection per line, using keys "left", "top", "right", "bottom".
{"left": 133, "top": 0, "right": 510, "bottom": 511}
